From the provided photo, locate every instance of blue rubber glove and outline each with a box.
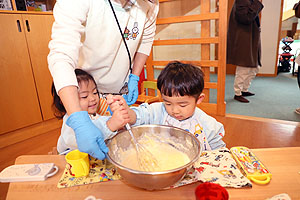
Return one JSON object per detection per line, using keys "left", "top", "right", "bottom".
{"left": 66, "top": 111, "right": 109, "bottom": 160}
{"left": 124, "top": 74, "right": 139, "bottom": 105}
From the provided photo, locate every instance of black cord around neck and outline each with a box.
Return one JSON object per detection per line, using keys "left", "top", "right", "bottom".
{"left": 107, "top": 0, "right": 132, "bottom": 73}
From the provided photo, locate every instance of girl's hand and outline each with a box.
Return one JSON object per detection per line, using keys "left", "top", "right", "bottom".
{"left": 106, "top": 94, "right": 135, "bottom": 129}
{"left": 107, "top": 95, "right": 130, "bottom": 113}
{"left": 105, "top": 94, "right": 116, "bottom": 106}
{"left": 107, "top": 104, "right": 130, "bottom": 131}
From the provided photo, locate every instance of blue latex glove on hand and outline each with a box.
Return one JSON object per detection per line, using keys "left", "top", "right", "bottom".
{"left": 123, "top": 74, "right": 139, "bottom": 105}
{"left": 66, "top": 111, "right": 109, "bottom": 160}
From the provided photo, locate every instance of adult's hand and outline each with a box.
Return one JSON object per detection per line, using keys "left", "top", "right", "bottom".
{"left": 124, "top": 74, "right": 139, "bottom": 105}
{"left": 66, "top": 111, "right": 109, "bottom": 160}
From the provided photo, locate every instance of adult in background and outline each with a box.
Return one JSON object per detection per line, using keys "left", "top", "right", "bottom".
{"left": 227, "top": 0, "right": 264, "bottom": 103}
{"left": 48, "top": 0, "right": 159, "bottom": 159}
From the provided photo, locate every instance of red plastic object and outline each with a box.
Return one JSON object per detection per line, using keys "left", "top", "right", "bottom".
{"left": 280, "top": 53, "right": 293, "bottom": 57}
{"left": 195, "top": 182, "right": 229, "bottom": 200}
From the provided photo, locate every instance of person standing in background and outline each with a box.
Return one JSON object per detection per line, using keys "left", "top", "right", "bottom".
{"left": 47, "top": 0, "right": 159, "bottom": 160}
{"left": 227, "top": 0, "right": 264, "bottom": 103}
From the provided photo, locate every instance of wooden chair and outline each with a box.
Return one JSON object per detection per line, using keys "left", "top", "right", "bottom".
{"left": 135, "top": 81, "right": 161, "bottom": 105}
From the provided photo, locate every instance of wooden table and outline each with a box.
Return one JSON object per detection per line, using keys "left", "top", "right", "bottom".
{"left": 6, "top": 147, "right": 300, "bottom": 200}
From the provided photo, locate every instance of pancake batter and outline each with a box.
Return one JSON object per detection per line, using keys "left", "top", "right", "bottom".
{"left": 120, "top": 135, "right": 190, "bottom": 171}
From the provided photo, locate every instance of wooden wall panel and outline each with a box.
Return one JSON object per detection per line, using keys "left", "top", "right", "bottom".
{"left": 22, "top": 14, "right": 55, "bottom": 120}
{"left": 0, "top": 14, "right": 43, "bottom": 134}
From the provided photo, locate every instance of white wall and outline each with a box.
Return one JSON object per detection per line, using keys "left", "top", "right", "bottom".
{"left": 283, "top": 0, "right": 298, "bottom": 11}
{"left": 260, "top": 0, "right": 282, "bottom": 74}
{"left": 281, "top": 0, "right": 300, "bottom": 31}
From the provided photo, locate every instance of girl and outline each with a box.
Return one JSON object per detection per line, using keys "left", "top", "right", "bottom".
{"left": 52, "top": 69, "right": 130, "bottom": 154}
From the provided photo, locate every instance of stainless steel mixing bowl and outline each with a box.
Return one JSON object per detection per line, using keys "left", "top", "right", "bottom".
{"left": 106, "top": 124, "right": 201, "bottom": 190}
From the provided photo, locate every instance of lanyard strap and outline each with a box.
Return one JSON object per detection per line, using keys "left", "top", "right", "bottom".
{"left": 107, "top": 0, "right": 132, "bottom": 73}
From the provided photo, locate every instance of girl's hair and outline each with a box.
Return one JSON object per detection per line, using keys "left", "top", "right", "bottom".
{"left": 157, "top": 61, "right": 204, "bottom": 99}
{"left": 51, "top": 69, "right": 98, "bottom": 119}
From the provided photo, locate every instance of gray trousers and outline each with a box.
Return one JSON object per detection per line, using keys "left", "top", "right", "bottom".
{"left": 234, "top": 66, "right": 259, "bottom": 96}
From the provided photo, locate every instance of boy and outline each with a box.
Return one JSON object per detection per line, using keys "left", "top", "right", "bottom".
{"left": 108, "top": 61, "right": 226, "bottom": 151}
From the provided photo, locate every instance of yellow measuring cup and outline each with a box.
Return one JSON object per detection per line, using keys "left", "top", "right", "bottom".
{"left": 65, "top": 150, "right": 90, "bottom": 177}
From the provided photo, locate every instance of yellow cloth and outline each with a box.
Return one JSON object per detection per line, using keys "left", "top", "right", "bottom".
{"left": 57, "top": 157, "right": 120, "bottom": 188}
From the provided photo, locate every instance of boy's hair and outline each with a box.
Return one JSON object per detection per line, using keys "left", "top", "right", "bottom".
{"left": 51, "top": 69, "right": 98, "bottom": 119}
{"left": 157, "top": 61, "right": 204, "bottom": 98}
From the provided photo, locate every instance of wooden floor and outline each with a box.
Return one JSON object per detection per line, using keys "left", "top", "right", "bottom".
{"left": 0, "top": 114, "right": 300, "bottom": 199}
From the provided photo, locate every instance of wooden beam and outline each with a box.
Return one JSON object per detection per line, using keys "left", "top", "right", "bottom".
{"left": 153, "top": 37, "right": 219, "bottom": 45}
{"left": 159, "top": 0, "right": 174, "bottom": 2}
{"left": 275, "top": 0, "right": 284, "bottom": 75}
{"left": 157, "top": 13, "right": 219, "bottom": 25}
{"left": 11, "top": 0, "right": 17, "bottom": 11}
{"left": 205, "top": 82, "right": 217, "bottom": 89}
{"left": 152, "top": 60, "right": 219, "bottom": 67}
{"left": 216, "top": 0, "right": 228, "bottom": 116}
{"left": 145, "top": 49, "right": 155, "bottom": 81}
{"left": 200, "top": 0, "right": 210, "bottom": 103}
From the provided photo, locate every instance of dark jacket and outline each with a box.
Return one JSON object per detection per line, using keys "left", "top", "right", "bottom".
{"left": 227, "top": 0, "right": 264, "bottom": 68}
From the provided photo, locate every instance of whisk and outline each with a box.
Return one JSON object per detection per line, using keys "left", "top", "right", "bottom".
{"left": 125, "top": 123, "right": 159, "bottom": 171}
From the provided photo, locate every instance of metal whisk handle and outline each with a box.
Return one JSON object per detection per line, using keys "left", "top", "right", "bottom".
{"left": 126, "top": 123, "right": 138, "bottom": 144}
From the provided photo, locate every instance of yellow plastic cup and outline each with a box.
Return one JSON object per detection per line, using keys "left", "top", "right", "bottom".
{"left": 65, "top": 149, "right": 90, "bottom": 177}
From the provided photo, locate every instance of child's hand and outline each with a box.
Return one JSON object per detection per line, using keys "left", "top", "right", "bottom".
{"left": 105, "top": 94, "right": 136, "bottom": 128}
{"left": 105, "top": 94, "right": 115, "bottom": 106}
{"left": 107, "top": 104, "right": 130, "bottom": 131}
{"left": 107, "top": 95, "right": 130, "bottom": 113}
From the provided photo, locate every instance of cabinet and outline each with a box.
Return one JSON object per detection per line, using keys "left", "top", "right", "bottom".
{"left": 0, "top": 13, "right": 55, "bottom": 134}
